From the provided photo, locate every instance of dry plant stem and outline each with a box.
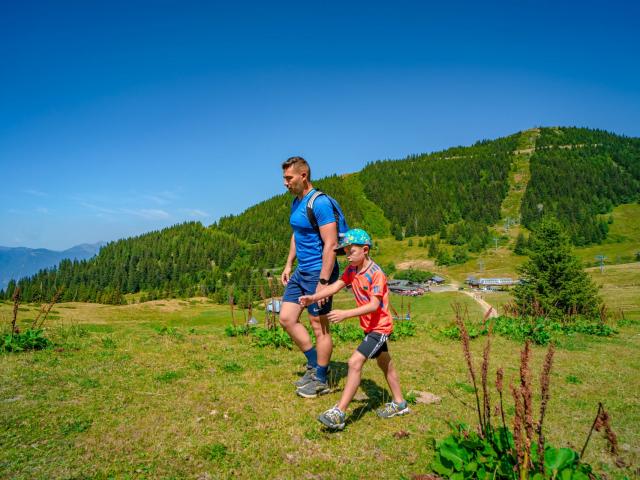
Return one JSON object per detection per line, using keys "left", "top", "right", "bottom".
{"left": 536, "top": 343, "right": 555, "bottom": 473}
{"left": 11, "top": 287, "right": 21, "bottom": 334}
{"left": 598, "top": 407, "right": 619, "bottom": 455}
{"left": 496, "top": 367, "right": 508, "bottom": 436}
{"left": 229, "top": 285, "right": 236, "bottom": 328}
{"left": 511, "top": 383, "right": 526, "bottom": 468}
{"left": 481, "top": 335, "right": 491, "bottom": 434}
{"left": 267, "top": 277, "right": 275, "bottom": 330}
{"left": 33, "top": 288, "right": 63, "bottom": 330}
{"left": 520, "top": 340, "right": 534, "bottom": 468}
{"left": 453, "top": 302, "right": 484, "bottom": 432}
{"left": 580, "top": 403, "right": 603, "bottom": 459}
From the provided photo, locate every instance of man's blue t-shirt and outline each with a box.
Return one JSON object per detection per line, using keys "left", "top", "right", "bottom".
{"left": 290, "top": 189, "right": 336, "bottom": 272}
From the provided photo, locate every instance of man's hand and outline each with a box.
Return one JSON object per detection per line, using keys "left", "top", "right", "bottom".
{"left": 327, "top": 309, "right": 348, "bottom": 324}
{"left": 298, "top": 294, "right": 315, "bottom": 307}
{"left": 281, "top": 265, "right": 292, "bottom": 286}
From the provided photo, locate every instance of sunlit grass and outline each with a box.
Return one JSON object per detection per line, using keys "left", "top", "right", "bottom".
{"left": 1, "top": 295, "right": 638, "bottom": 478}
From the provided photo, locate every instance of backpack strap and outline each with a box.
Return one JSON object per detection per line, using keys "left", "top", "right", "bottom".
{"left": 306, "top": 190, "right": 325, "bottom": 233}
{"left": 306, "top": 190, "right": 341, "bottom": 236}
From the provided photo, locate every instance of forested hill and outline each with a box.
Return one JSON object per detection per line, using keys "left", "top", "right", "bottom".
{"left": 521, "top": 128, "right": 640, "bottom": 244}
{"left": 4, "top": 127, "right": 639, "bottom": 304}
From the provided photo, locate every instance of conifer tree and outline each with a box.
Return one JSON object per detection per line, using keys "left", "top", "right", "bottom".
{"left": 513, "top": 232, "right": 528, "bottom": 255}
{"left": 513, "top": 217, "right": 601, "bottom": 319}
{"left": 428, "top": 238, "right": 439, "bottom": 258}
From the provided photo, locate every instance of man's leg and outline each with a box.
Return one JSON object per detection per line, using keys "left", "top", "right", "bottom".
{"left": 280, "top": 301, "right": 320, "bottom": 389}
{"left": 279, "top": 301, "right": 312, "bottom": 352}
{"left": 309, "top": 313, "right": 332, "bottom": 382}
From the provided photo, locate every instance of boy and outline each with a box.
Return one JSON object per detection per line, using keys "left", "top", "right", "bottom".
{"left": 299, "top": 228, "right": 410, "bottom": 430}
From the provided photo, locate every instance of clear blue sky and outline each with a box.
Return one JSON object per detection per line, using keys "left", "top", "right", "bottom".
{"left": 1, "top": 1, "right": 639, "bottom": 250}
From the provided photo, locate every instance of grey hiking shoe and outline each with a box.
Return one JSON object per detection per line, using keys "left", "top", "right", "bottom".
{"left": 294, "top": 365, "right": 316, "bottom": 388}
{"left": 377, "top": 401, "right": 410, "bottom": 419}
{"left": 296, "top": 375, "right": 330, "bottom": 398}
{"left": 318, "top": 405, "right": 346, "bottom": 430}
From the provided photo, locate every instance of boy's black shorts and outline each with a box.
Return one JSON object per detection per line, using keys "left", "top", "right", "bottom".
{"left": 357, "top": 331, "right": 389, "bottom": 359}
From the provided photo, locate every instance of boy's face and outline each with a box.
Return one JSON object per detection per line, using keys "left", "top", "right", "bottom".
{"left": 344, "top": 244, "right": 368, "bottom": 266}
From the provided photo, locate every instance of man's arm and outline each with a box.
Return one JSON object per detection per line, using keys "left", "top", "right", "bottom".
{"left": 315, "top": 221, "right": 338, "bottom": 304}
{"left": 281, "top": 234, "right": 296, "bottom": 286}
{"left": 299, "top": 279, "right": 345, "bottom": 306}
{"left": 318, "top": 222, "right": 338, "bottom": 280}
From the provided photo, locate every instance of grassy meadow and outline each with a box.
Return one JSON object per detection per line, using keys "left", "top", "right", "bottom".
{"left": 2, "top": 285, "right": 639, "bottom": 479}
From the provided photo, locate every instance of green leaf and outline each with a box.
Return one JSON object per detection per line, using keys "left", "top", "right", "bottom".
{"left": 450, "top": 472, "right": 464, "bottom": 480}
{"left": 560, "top": 469, "right": 573, "bottom": 480}
{"left": 545, "top": 448, "right": 577, "bottom": 471}
{"left": 431, "top": 458, "right": 453, "bottom": 477}
{"left": 571, "top": 471, "right": 590, "bottom": 480}
{"left": 465, "top": 461, "right": 478, "bottom": 472}
{"left": 439, "top": 440, "right": 467, "bottom": 471}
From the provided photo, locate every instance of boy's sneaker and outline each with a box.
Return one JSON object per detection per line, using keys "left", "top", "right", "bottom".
{"left": 296, "top": 375, "right": 330, "bottom": 398}
{"left": 377, "top": 401, "right": 410, "bottom": 419}
{"left": 318, "top": 405, "right": 346, "bottom": 430}
{"left": 294, "top": 365, "right": 316, "bottom": 388}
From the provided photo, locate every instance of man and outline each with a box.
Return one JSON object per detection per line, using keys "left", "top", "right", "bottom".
{"left": 280, "top": 156, "right": 340, "bottom": 398}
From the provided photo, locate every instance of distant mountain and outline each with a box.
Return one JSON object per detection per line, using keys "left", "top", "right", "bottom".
{"left": 0, "top": 242, "right": 105, "bottom": 289}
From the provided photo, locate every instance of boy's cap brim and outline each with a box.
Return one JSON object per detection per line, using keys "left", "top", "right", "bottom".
{"left": 334, "top": 242, "right": 366, "bottom": 254}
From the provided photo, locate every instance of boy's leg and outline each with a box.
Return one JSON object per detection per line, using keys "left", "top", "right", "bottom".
{"left": 337, "top": 350, "right": 367, "bottom": 412}
{"left": 376, "top": 351, "right": 405, "bottom": 405}
{"left": 318, "top": 350, "right": 366, "bottom": 430}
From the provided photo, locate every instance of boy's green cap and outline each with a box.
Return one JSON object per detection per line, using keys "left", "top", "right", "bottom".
{"left": 335, "top": 228, "right": 372, "bottom": 252}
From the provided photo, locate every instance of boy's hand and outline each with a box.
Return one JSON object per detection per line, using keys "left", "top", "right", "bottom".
{"left": 298, "top": 295, "right": 315, "bottom": 307}
{"left": 315, "top": 283, "right": 329, "bottom": 307}
{"left": 327, "top": 309, "right": 348, "bottom": 324}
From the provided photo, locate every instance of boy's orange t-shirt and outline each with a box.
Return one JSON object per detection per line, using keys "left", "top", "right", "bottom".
{"left": 341, "top": 260, "right": 393, "bottom": 335}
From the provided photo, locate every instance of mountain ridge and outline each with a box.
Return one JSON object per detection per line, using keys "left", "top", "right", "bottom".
{"left": 3, "top": 126, "right": 639, "bottom": 303}
{"left": 0, "top": 242, "right": 105, "bottom": 290}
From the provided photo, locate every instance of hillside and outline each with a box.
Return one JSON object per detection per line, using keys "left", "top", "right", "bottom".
{"left": 3, "top": 127, "right": 639, "bottom": 304}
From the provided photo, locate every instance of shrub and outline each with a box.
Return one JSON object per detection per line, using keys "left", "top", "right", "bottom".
{"left": 331, "top": 323, "right": 364, "bottom": 342}
{"left": 441, "top": 315, "right": 616, "bottom": 345}
{"left": 394, "top": 269, "right": 433, "bottom": 283}
{"left": 1, "top": 329, "right": 51, "bottom": 353}
{"left": 390, "top": 320, "right": 416, "bottom": 340}
{"left": 251, "top": 327, "right": 293, "bottom": 349}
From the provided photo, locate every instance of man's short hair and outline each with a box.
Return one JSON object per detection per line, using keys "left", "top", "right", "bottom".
{"left": 282, "top": 156, "right": 311, "bottom": 179}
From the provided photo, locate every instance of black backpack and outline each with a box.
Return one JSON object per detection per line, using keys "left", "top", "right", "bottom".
{"left": 305, "top": 190, "right": 349, "bottom": 243}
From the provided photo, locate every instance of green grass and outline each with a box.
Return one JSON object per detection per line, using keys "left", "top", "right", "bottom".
{"left": 1, "top": 297, "right": 638, "bottom": 478}
{"left": 577, "top": 204, "right": 640, "bottom": 266}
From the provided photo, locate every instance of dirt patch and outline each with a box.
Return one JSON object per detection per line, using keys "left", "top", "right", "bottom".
{"left": 396, "top": 259, "right": 435, "bottom": 270}
{"left": 136, "top": 300, "right": 185, "bottom": 313}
